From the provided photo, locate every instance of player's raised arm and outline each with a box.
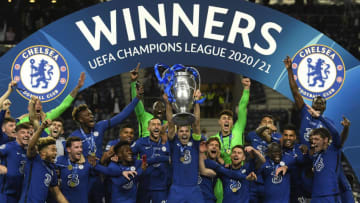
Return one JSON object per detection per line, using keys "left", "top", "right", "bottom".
{"left": 284, "top": 56, "right": 305, "bottom": 110}
{"left": 27, "top": 119, "right": 51, "bottom": 158}
{"left": 164, "top": 94, "right": 175, "bottom": 141}
{"left": 69, "top": 72, "right": 85, "bottom": 98}
{"left": 340, "top": 116, "right": 350, "bottom": 147}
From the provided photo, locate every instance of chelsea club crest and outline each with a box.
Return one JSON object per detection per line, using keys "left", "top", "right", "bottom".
{"left": 291, "top": 44, "right": 345, "bottom": 100}
{"left": 11, "top": 45, "right": 69, "bottom": 102}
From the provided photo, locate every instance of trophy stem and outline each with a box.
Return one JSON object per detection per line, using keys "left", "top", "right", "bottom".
{"left": 172, "top": 112, "right": 196, "bottom": 126}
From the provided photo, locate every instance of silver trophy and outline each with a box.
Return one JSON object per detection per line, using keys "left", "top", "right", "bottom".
{"left": 157, "top": 64, "right": 201, "bottom": 126}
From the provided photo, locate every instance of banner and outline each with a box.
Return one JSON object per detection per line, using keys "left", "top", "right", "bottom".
{"left": 1, "top": 0, "right": 360, "bottom": 179}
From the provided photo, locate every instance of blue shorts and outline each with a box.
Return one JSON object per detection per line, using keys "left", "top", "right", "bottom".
{"left": 168, "top": 184, "right": 204, "bottom": 203}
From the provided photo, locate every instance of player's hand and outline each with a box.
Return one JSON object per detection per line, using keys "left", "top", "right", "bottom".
{"left": 130, "top": 63, "right": 140, "bottom": 81}
{"left": 193, "top": 90, "right": 202, "bottom": 101}
{"left": 162, "top": 93, "right": 169, "bottom": 103}
{"left": 245, "top": 146, "right": 255, "bottom": 153}
{"left": 276, "top": 165, "right": 288, "bottom": 176}
{"left": 341, "top": 116, "right": 350, "bottom": 128}
{"left": 87, "top": 155, "right": 99, "bottom": 165}
{"left": 242, "top": 77, "right": 251, "bottom": 89}
{"left": 246, "top": 172, "right": 257, "bottom": 181}
{"left": 199, "top": 141, "right": 207, "bottom": 153}
{"left": 283, "top": 56, "right": 292, "bottom": 70}
{"left": 122, "top": 170, "right": 137, "bottom": 181}
{"left": 77, "top": 72, "right": 86, "bottom": 89}
{"left": 8, "top": 81, "right": 17, "bottom": 91}
{"left": 88, "top": 157, "right": 97, "bottom": 167}
{"left": 42, "top": 119, "right": 52, "bottom": 128}
{"left": 299, "top": 144, "right": 308, "bottom": 155}
{"left": 0, "top": 165, "right": 7, "bottom": 174}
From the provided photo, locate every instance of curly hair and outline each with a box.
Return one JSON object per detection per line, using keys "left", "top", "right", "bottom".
{"left": 72, "top": 104, "right": 89, "bottom": 122}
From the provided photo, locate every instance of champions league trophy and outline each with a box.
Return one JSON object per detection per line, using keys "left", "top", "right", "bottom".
{"left": 154, "top": 64, "right": 202, "bottom": 126}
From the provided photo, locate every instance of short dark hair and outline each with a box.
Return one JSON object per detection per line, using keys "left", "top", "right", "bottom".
{"left": 206, "top": 137, "right": 221, "bottom": 150}
{"left": 282, "top": 123, "right": 297, "bottom": 136}
{"left": 72, "top": 104, "right": 89, "bottom": 121}
{"left": 148, "top": 118, "right": 161, "bottom": 126}
{"left": 65, "top": 136, "right": 82, "bottom": 148}
{"left": 37, "top": 137, "right": 56, "bottom": 152}
{"left": 310, "top": 128, "right": 331, "bottom": 140}
{"left": 218, "top": 109, "right": 233, "bottom": 119}
{"left": 52, "top": 117, "right": 64, "bottom": 125}
{"left": 232, "top": 145, "right": 245, "bottom": 153}
{"left": 267, "top": 142, "right": 282, "bottom": 156}
{"left": 312, "top": 96, "right": 326, "bottom": 104}
{"left": 3, "top": 117, "right": 16, "bottom": 126}
{"left": 120, "top": 124, "right": 134, "bottom": 132}
{"left": 113, "top": 141, "right": 130, "bottom": 155}
{"left": 15, "top": 123, "right": 31, "bottom": 132}
{"left": 262, "top": 114, "right": 274, "bottom": 121}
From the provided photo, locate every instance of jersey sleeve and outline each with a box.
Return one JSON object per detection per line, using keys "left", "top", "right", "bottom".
{"left": 319, "top": 116, "right": 341, "bottom": 148}
{"left": 192, "top": 133, "right": 201, "bottom": 141}
{"left": 232, "top": 89, "right": 250, "bottom": 146}
{"left": 108, "top": 97, "right": 139, "bottom": 128}
{"left": 46, "top": 94, "right": 75, "bottom": 120}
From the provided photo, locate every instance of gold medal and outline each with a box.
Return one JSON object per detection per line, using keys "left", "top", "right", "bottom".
{"left": 180, "top": 157, "right": 185, "bottom": 162}
{"left": 232, "top": 188, "right": 237, "bottom": 193}
{"left": 69, "top": 181, "right": 76, "bottom": 187}
{"left": 90, "top": 152, "right": 96, "bottom": 156}
{"left": 226, "top": 149, "right": 231, "bottom": 154}
{"left": 68, "top": 165, "right": 73, "bottom": 171}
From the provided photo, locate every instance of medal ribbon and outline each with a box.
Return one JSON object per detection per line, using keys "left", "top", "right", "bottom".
{"left": 80, "top": 128, "right": 96, "bottom": 155}
{"left": 67, "top": 158, "right": 78, "bottom": 183}
{"left": 220, "top": 132, "right": 232, "bottom": 153}
{"left": 313, "top": 153, "right": 322, "bottom": 169}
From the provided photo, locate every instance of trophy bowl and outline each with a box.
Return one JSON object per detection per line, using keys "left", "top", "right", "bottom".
{"left": 155, "top": 64, "right": 201, "bottom": 126}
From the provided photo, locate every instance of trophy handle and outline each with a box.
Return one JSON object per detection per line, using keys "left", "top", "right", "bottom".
{"left": 189, "top": 67, "right": 201, "bottom": 92}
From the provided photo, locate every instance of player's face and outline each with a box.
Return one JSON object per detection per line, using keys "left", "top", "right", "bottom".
{"left": 34, "top": 100, "right": 43, "bottom": 116}
{"left": 269, "top": 150, "right": 282, "bottom": 164}
{"left": 78, "top": 109, "right": 95, "bottom": 128}
{"left": 207, "top": 140, "right": 220, "bottom": 160}
{"left": 68, "top": 141, "right": 83, "bottom": 162}
{"left": 153, "top": 102, "right": 165, "bottom": 119}
{"left": 119, "top": 128, "right": 134, "bottom": 144}
{"left": 231, "top": 147, "right": 245, "bottom": 166}
{"left": 44, "top": 144, "right": 57, "bottom": 163}
{"left": 310, "top": 134, "right": 328, "bottom": 153}
{"left": 16, "top": 128, "right": 31, "bottom": 146}
{"left": 178, "top": 126, "right": 191, "bottom": 145}
{"left": 260, "top": 116, "right": 273, "bottom": 127}
{"left": 49, "top": 121, "right": 64, "bottom": 139}
{"left": 218, "top": 114, "right": 233, "bottom": 134}
{"left": 148, "top": 119, "right": 161, "bottom": 140}
{"left": 118, "top": 145, "right": 133, "bottom": 163}
{"left": 2, "top": 121, "right": 16, "bottom": 138}
{"left": 312, "top": 97, "right": 326, "bottom": 115}
{"left": 282, "top": 129, "right": 296, "bottom": 149}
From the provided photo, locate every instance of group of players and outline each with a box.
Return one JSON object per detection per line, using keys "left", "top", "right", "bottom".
{"left": 0, "top": 56, "right": 354, "bottom": 203}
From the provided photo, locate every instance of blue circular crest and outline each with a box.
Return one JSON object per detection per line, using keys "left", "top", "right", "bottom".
{"left": 11, "top": 45, "right": 69, "bottom": 102}
{"left": 291, "top": 44, "right": 345, "bottom": 100}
